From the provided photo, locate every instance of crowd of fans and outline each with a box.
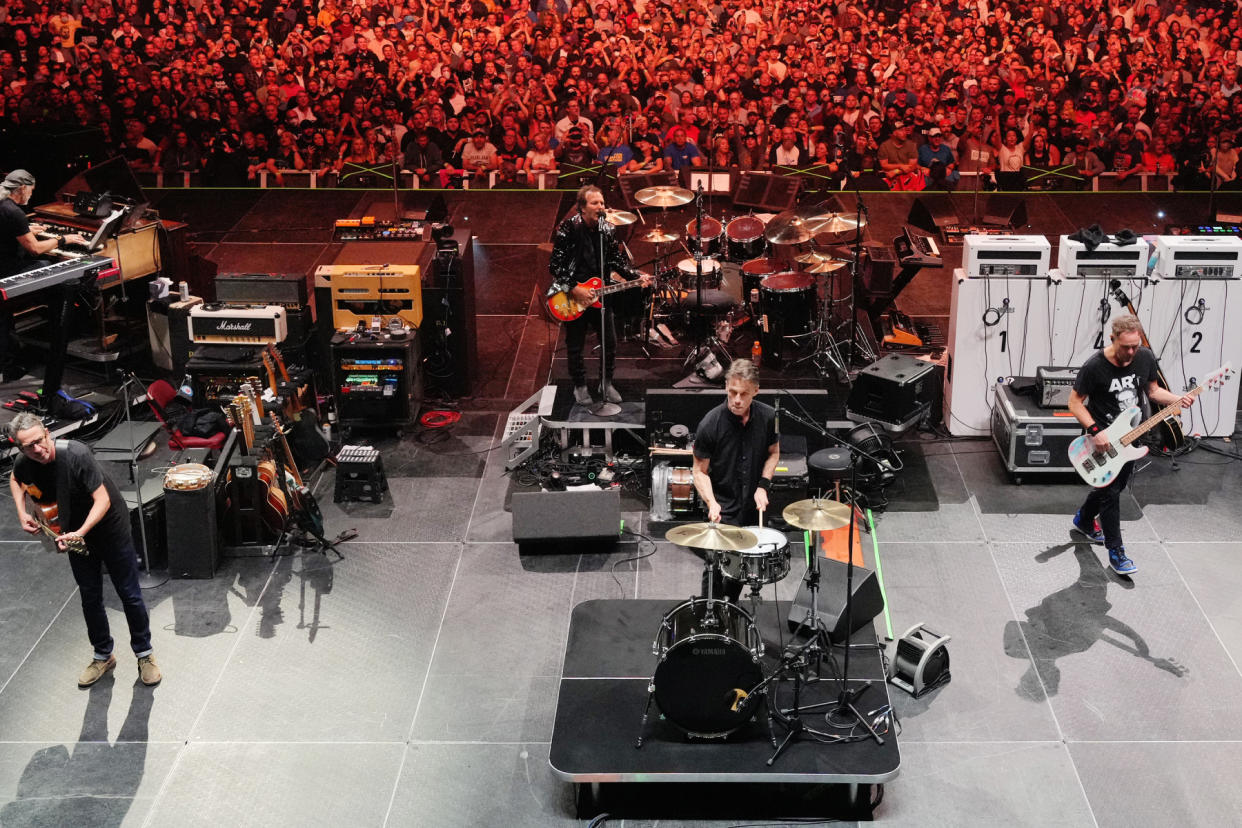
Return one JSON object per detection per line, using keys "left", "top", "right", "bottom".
{"left": 4, "top": 0, "right": 1241, "bottom": 192}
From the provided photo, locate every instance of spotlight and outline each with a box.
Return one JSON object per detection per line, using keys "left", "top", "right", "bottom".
{"left": 1156, "top": 210, "right": 1166, "bottom": 219}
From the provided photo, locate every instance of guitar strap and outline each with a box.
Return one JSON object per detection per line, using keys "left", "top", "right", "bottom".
{"left": 54, "top": 439, "right": 72, "bottom": 534}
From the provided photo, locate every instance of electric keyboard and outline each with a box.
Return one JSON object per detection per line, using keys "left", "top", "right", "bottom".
{"left": 0, "top": 254, "right": 116, "bottom": 300}
{"left": 895, "top": 226, "right": 942, "bottom": 267}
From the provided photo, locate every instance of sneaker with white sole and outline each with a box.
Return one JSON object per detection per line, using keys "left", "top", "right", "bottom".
{"left": 1108, "top": 548, "right": 1137, "bottom": 576}
{"left": 1072, "top": 511, "right": 1105, "bottom": 544}
{"left": 78, "top": 654, "right": 116, "bottom": 688}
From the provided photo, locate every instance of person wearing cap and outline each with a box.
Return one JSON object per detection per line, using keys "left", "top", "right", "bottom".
{"left": 459, "top": 129, "right": 498, "bottom": 183}
{"left": 0, "top": 170, "right": 89, "bottom": 276}
{"left": 1064, "top": 138, "right": 1105, "bottom": 188}
{"left": 917, "top": 127, "right": 959, "bottom": 189}
{"left": 878, "top": 120, "right": 921, "bottom": 189}
{"left": 547, "top": 185, "right": 652, "bottom": 405}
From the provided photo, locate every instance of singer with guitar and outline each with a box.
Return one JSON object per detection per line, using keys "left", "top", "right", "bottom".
{"left": 7, "top": 413, "right": 162, "bottom": 688}
{"left": 547, "top": 184, "right": 652, "bottom": 405}
{"left": 1067, "top": 316, "right": 1194, "bottom": 576}
{"left": 691, "top": 359, "right": 780, "bottom": 602}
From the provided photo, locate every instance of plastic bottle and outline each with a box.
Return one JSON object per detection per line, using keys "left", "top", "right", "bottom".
{"left": 751, "top": 340, "right": 762, "bottom": 368}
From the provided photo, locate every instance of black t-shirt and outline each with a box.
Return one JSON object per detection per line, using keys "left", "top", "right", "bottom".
{"left": 0, "top": 197, "right": 31, "bottom": 275}
{"left": 693, "top": 400, "right": 778, "bottom": 520}
{"left": 1073, "top": 348, "right": 1159, "bottom": 428}
{"left": 12, "top": 439, "right": 133, "bottom": 551}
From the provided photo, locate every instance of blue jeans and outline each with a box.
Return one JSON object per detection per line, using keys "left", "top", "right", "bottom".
{"left": 1077, "top": 460, "right": 1135, "bottom": 552}
{"left": 68, "top": 539, "right": 152, "bottom": 659}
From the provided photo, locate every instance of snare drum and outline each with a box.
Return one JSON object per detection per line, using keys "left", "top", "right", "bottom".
{"left": 760, "top": 271, "right": 818, "bottom": 336}
{"left": 668, "top": 466, "right": 698, "bottom": 514}
{"left": 651, "top": 598, "right": 764, "bottom": 737}
{"left": 718, "top": 526, "right": 791, "bottom": 586}
{"left": 677, "top": 256, "right": 722, "bottom": 290}
{"left": 685, "top": 216, "right": 723, "bottom": 258}
{"left": 726, "top": 215, "right": 767, "bottom": 261}
{"left": 164, "top": 463, "right": 214, "bottom": 491}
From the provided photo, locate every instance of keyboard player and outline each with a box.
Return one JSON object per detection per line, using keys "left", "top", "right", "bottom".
{"left": 0, "top": 169, "right": 89, "bottom": 380}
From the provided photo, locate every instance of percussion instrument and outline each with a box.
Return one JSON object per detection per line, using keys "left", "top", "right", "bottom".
{"left": 164, "top": 463, "right": 214, "bottom": 491}
{"left": 638, "top": 226, "right": 680, "bottom": 244}
{"left": 665, "top": 522, "right": 758, "bottom": 551}
{"left": 677, "top": 256, "right": 722, "bottom": 290}
{"left": 668, "top": 466, "right": 698, "bottom": 514}
{"left": 603, "top": 208, "right": 638, "bottom": 226}
{"left": 686, "top": 216, "right": 723, "bottom": 258}
{"left": 782, "top": 498, "right": 852, "bottom": 531}
{"left": 726, "top": 216, "right": 767, "bottom": 261}
{"left": 759, "top": 271, "right": 819, "bottom": 335}
{"left": 718, "top": 526, "right": 791, "bottom": 586}
{"left": 635, "top": 185, "right": 694, "bottom": 207}
{"left": 741, "top": 257, "right": 783, "bottom": 302}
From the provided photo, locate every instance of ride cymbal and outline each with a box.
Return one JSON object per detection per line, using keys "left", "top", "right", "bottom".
{"left": 665, "top": 522, "right": 758, "bottom": 551}
{"left": 604, "top": 208, "right": 638, "bottom": 226}
{"left": 635, "top": 185, "right": 694, "bottom": 207}
{"left": 782, "top": 499, "right": 851, "bottom": 531}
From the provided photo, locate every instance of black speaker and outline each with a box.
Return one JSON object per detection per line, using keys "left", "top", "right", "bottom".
{"left": 786, "top": 558, "right": 885, "bottom": 642}
{"left": 512, "top": 489, "right": 621, "bottom": 545}
{"left": 983, "top": 195, "right": 1027, "bottom": 228}
{"left": 732, "top": 171, "right": 801, "bottom": 212}
{"left": 421, "top": 233, "right": 477, "bottom": 397}
{"left": 165, "top": 485, "right": 219, "bottom": 579}
{"left": 907, "top": 195, "right": 958, "bottom": 234}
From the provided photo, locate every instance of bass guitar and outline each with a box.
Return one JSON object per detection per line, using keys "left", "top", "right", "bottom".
{"left": 1110, "top": 281, "right": 1184, "bottom": 451}
{"left": 1069, "top": 363, "right": 1232, "bottom": 487}
{"left": 546, "top": 275, "right": 651, "bottom": 323}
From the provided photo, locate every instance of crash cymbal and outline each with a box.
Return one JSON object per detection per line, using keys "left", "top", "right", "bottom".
{"left": 639, "top": 226, "right": 681, "bottom": 244}
{"left": 803, "top": 258, "right": 848, "bottom": 274}
{"left": 635, "top": 185, "right": 694, "bottom": 207}
{"left": 811, "top": 212, "right": 866, "bottom": 240}
{"left": 764, "top": 214, "right": 816, "bottom": 245}
{"left": 665, "top": 522, "right": 758, "bottom": 551}
{"left": 795, "top": 249, "right": 844, "bottom": 265}
{"left": 782, "top": 498, "right": 851, "bottom": 531}
{"left": 604, "top": 208, "right": 638, "bottom": 226}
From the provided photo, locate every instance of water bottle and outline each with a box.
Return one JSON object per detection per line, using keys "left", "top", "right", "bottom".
{"left": 751, "top": 340, "right": 762, "bottom": 368}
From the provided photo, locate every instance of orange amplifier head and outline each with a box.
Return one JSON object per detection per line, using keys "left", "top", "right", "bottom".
{"left": 316, "top": 264, "right": 422, "bottom": 330}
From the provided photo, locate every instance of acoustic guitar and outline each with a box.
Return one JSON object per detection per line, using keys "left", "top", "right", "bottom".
{"left": 19, "top": 486, "right": 87, "bottom": 555}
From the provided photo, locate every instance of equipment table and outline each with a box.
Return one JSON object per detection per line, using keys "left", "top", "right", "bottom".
{"left": 550, "top": 598, "right": 901, "bottom": 819}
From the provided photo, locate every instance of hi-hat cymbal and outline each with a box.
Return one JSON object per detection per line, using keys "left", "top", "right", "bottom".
{"left": 635, "top": 185, "right": 694, "bottom": 207}
{"left": 796, "top": 250, "right": 844, "bottom": 265}
{"left": 782, "top": 499, "right": 851, "bottom": 531}
{"left": 803, "top": 258, "right": 847, "bottom": 274}
{"left": 639, "top": 226, "right": 681, "bottom": 243}
{"left": 604, "top": 208, "right": 638, "bottom": 226}
{"left": 665, "top": 522, "right": 758, "bottom": 551}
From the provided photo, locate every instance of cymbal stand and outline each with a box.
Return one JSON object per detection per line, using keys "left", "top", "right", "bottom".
{"left": 844, "top": 175, "right": 874, "bottom": 370}
{"left": 682, "top": 182, "right": 730, "bottom": 378}
{"left": 791, "top": 243, "right": 851, "bottom": 382}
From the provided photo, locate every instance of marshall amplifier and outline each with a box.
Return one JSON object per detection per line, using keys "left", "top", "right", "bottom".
{"left": 214, "top": 272, "right": 309, "bottom": 307}
{"left": 189, "top": 304, "right": 288, "bottom": 344}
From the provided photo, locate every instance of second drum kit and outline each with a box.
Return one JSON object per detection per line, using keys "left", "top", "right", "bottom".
{"left": 636, "top": 495, "right": 885, "bottom": 761}
{"left": 612, "top": 185, "right": 868, "bottom": 373}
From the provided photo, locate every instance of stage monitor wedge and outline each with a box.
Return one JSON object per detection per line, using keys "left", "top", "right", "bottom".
{"left": 732, "top": 171, "right": 801, "bottom": 213}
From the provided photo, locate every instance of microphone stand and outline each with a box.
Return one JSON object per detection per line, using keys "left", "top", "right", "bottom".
{"left": 591, "top": 219, "right": 621, "bottom": 417}
{"left": 120, "top": 371, "right": 167, "bottom": 590}
{"left": 845, "top": 173, "right": 870, "bottom": 372}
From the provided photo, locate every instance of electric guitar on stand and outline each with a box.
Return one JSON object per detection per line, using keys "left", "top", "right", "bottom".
{"left": 1069, "top": 363, "right": 1233, "bottom": 487}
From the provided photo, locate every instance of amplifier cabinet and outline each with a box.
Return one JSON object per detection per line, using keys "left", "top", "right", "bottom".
{"left": 991, "top": 383, "right": 1079, "bottom": 476}
{"left": 847, "top": 354, "right": 939, "bottom": 432}
{"left": 165, "top": 485, "right": 219, "bottom": 578}
{"left": 214, "top": 272, "right": 309, "bottom": 306}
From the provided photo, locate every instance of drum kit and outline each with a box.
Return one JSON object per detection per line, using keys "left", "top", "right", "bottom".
{"left": 637, "top": 493, "right": 885, "bottom": 761}
{"left": 611, "top": 185, "right": 872, "bottom": 378}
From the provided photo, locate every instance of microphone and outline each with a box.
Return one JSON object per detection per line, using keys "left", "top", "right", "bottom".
{"left": 774, "top": 393, "right": 781, "bottom": 437}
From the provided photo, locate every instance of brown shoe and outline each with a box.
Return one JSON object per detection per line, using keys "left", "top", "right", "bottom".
{"left": 78, "top": 654, "right": 116, "bottom": 688}
{"left": 138, "top": 655, "right": 162, "bottom": 687}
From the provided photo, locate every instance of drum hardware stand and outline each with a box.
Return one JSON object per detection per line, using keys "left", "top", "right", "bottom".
{"left": 591, "top": 220, "right": 622, "bottom": 417}
{"left": 790, "top": 246, "right": 852, "bottom": 382}
{"left": 843, "top": 177, "right": 876, "bottom": 373}
{"left": 682, "top": 183, "right": 732, "bottom": 381}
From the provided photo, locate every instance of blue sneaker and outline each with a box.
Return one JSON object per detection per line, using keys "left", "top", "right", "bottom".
{"left": 1108, "top": 548, "right": 1137, "bottom": 576}
{"left": 1072, "top": 511, "right": 1105, "bottom": 545}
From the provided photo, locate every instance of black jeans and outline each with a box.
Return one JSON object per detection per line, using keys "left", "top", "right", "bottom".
{"left": 1077, "top": 460, "right": 1134, "bottom": 552}
{"left": 69, "top": 539, "right": 153, "bottom": 659}
{"left": 564, "top": 305, "right": 616, "bottom": 387}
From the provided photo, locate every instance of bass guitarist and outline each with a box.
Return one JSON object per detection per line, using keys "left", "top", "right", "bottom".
{"left": 1067, "top": 315, "right": 1193, "bottom": 575}
{"left": 548, "top": 184, "right": 651, "bottom": 405}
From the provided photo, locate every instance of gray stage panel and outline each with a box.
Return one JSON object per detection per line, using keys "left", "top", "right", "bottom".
{"left": 0, "top": 542, "right": 77, "bottom": 686}
{"left": 1165, "top": 541, "right": 1242, "bottom": 666}
{"left": 572, "top": 549, "right": 642, "bottom": 603}
{"left": 0, "top": 740, "right": 182, "bottom": 828}
{"left": 464, "top": 419, "right": 520, "bottom": 543}
{"left": 388, "top": 743, "right": 578, "bottom": 828}
{"left": 873, "top": 742, "right": 1094, "bottom": 826}
{"left": 410, "top": 674, "right": 559, "bottom": 743}
{"left": 423, "top": 543, "right": 575, "bottom": 679}
{"left": 637, "top": 542, "right": 710, "bottom": 601}
{"left": 0, "top": 557, "right": 279, "bottom": 743}
{"left": 148, "top": 741, "right": 403, "bottom": 827}
{"left": 991, "top": 540, "right": 1242, "bottom": 741}
{"left": 316, "top": 477, "right": 481, "bottom": 543}
{"left": 192, "top": 544, "right": 460, "bottom": 742}
{"left": 883, "top": 541, "right": 1061, "bottom": 742}
{"left": 1071, "top": 741, "right": 1242, "bottom": 828}
{"left": 1142, "top": 496, "right": 1242, "bottom": 543}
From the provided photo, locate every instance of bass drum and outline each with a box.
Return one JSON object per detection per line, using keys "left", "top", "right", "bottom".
{"left": 726, "top": 215, "right": 767, "bottom": 261}
{"left": 760, "top": 271, "right": 818, "bottom": 336}
{"left": 652, "top": 598, "right": 764, "bottom": 737}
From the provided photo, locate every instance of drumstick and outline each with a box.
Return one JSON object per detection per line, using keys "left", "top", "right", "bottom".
{"left": 758, "top": 507, "right": 764, "bottom": 528}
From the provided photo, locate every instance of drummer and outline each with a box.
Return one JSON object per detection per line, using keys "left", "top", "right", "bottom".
{"left": 691, "top": 358, "right": 780, "bottom": 602}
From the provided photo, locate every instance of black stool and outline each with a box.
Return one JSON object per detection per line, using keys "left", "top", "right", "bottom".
{"left": 809, "top": 446, "right": 853, "bottom": 500}
{"left": 334, "top": 446, "right": 388, "bottom": 503}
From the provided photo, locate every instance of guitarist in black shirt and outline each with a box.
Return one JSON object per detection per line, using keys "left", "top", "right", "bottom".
{"left": 1067, "top": 316, "right": 1193, "bottom": 576}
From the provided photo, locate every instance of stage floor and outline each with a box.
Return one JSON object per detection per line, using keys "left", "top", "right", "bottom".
{"left": 0, "top": 189, "right": 1241, "bottom": 826}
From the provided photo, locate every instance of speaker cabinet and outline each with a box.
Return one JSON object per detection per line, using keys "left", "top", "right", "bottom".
{"left": 165, "top": 485, "right": 220, "bottom": 579}
{"left": 511, "top": 489, "right": 621, "bottom": 546}
{"left": 907, "top": 195, "right": 959, "bottom": 234}
{"left": 786, "top": 558, "right": 885, "bottom": 642}
{"left": 983, "top": 195, "right": 1027, "bottom": 228}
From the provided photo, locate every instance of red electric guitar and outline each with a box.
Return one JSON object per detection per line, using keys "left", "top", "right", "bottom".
{"left": 545, "top": 274, "right": 652, "bottom": 322}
